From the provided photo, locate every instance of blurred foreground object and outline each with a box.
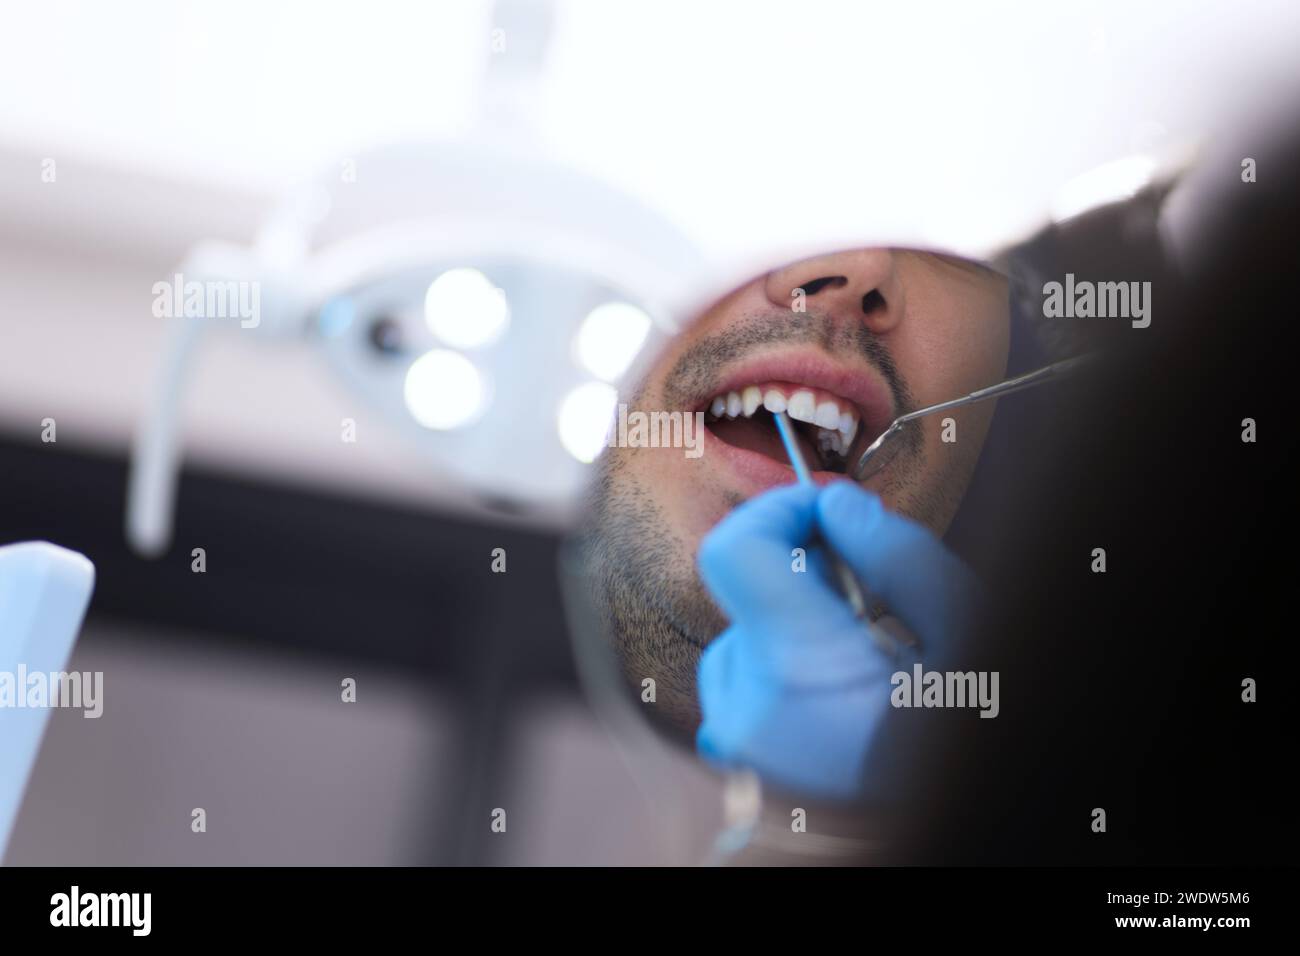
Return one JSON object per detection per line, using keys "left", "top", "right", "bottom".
{"left": 0, "top": 542, "right": 95, "bottom": 857}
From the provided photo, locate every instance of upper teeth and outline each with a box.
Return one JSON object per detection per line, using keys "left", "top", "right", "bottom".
{"left": 705, "top": 384, "right": 860, "bottom": 457}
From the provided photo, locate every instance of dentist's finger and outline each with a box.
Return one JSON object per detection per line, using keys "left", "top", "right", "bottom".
{"left": 697, "top": 484, "right": 841, "bottom": 626}
{"left": 816, "top": 481, "right": 980, "bottom": 651}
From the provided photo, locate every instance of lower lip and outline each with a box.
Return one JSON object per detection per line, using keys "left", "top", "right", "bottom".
{"left": 700, "top": 425, "right": 847, "bottom": 492}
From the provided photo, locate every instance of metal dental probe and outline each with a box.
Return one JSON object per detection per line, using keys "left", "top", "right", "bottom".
{"left": 772, "top": 409, "right": 906, "bottom": 656}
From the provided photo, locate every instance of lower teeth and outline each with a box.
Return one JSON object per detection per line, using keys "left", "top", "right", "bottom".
{"left": 812, "top": 427, "right": 849, "bottom": 471}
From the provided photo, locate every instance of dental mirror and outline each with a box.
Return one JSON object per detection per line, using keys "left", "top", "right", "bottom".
{"left": 850, "top": 352, "right": 1096, "bottom": 480}
{"left": 566, "top": 246, "right": 1021, "bottom": 749}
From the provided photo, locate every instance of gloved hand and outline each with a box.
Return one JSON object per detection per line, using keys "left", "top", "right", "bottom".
{"left": 695, "top": 481, "right": 979, "bottom": 800}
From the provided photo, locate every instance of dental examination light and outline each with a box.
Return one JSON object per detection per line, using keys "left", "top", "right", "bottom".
{"left": 125, "top": 0, "right": 707, "bottom": 557}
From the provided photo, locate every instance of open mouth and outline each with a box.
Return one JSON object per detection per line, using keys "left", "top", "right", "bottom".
{"left": 701, "top": 380, "right": 869, "bottom": 475}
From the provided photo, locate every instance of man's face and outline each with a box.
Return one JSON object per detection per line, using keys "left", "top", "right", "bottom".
{"left": 581, "top": 248, "right": 1010, "bottom": 730}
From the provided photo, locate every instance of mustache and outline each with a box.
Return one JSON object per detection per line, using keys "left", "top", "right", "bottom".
{"left": 657, "top": 309, "right": 915, "bottom": 416}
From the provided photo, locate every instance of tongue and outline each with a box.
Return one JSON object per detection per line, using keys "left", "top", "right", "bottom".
{"left": 709, "top": 414, "right": 821, "bottom": 470}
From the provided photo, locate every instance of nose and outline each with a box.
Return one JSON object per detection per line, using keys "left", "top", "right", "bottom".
{"left": 763, "top": 248, "right": 905, "bottom": 334}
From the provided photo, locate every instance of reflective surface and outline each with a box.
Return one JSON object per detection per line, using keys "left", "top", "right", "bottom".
{"left": 567, "top": 247, "right": 1015, "bottom": 744}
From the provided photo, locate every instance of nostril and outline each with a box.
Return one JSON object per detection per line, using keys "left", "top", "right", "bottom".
{"left": 799, "top": 276, "right": 848, "bottom": 296}
{"left": 861, "top": 288, "right": 886, "bottom": 315}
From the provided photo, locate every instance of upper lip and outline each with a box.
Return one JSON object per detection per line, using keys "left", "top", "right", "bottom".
{"left": 691, "top": 347, "right": 897, "bottom": 442}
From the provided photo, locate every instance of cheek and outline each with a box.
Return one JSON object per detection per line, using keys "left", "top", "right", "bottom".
{"left": 893, "top": 300, "right": 1009, "bottom": 408}
{"left": 923, "top": 402, "right": 996, "bottom": 465}
{"left": 615, "top": 444, "right": 732, "bottom": 549}
{"left": 883, "top": 289, "right": 1008, "bottom": 512}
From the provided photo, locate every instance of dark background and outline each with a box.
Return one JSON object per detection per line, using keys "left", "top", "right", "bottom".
{"left": 898, "top": 128, "right": 1298, "bottom": 865}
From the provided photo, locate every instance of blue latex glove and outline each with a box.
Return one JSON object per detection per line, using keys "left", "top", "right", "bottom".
{"left": 695, "top": 481, "right": 979, "bottom": 800}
